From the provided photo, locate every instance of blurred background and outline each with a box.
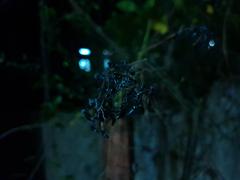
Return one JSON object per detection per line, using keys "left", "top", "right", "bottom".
{"left": 0, "top": 0, "right": 240, "bottom": 179}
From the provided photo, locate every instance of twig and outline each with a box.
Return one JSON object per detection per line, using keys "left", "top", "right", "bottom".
{"left": 39, "top": 0, "right": 50, "bottom": 102}
{"left": 144, "top": 33, "right": 177, "bottom": 53}
{"left": 222, "top": 0, "right": 233, "bottom": 73}
{"left": 27, "top": 152, "right": 45, "bottom": 180}
{"left": 137, "top": 20, "right": 152, "bottom": 60}
{"left": 145, "top": 63, "right": 190, "bottom": 111}
{"left": 0, "top": 122, "right": 49, "bottom": 141}
{"left": 68, "top": 0, "right": 127, "bottom": 58}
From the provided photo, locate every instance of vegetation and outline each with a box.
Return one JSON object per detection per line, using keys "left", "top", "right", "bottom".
{"left": 1, "top": 0, "right": 240, "bottom": 179}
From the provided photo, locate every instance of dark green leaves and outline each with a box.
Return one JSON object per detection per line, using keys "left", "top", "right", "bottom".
{"left": 116, "top": 0, "right": 137, "bottom": 12}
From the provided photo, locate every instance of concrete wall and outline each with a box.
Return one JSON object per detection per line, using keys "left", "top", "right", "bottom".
{"left": 133, "top": 81, "right": 240, "bottom": 180}
{"left": 42, "top": 112, "right": 104, "bottom": 180}
{"left": 42, "top": 81, "right": 240, "bottom": 180}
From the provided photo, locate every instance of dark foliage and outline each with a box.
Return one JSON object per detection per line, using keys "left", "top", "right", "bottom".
{"left": 83, "top": 62, "right": 153, "bottom": 138}
{"left": 83, "top": 25, "right": 217, "bottom": 138}
{"left": 176, "top": 25, "right": 216, "bottom": 51}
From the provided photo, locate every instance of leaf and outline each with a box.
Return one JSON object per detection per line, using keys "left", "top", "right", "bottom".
{"left": 116, "top": 0, "right": 137, "bottom": 13}
{"left": 113, "top": 90, "right": 123, "bottom": 109}
{"left": 152, "top": 21, "right": 169, "bottom": 35}
{"left": 173, "top": 0, "right": 184, "bottom": 9}
{"left": 144, "top": 0, "right": 155, "bottom": 10}
{"left": 206, "top": 4, "right": 214, "bottom": 15}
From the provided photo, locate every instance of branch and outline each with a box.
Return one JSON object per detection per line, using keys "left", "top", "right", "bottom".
{"left": 27, "top": 152, "right": 45, "bottom": 180}
{"left": 144, "top": 33, "right": 177, "bottom": 53}
{"left": 222, "top": 0, "right": 233, "bottom": 74}
{"left": 0, "top": 122, "right": 49, "bottom": 141}
{"left": 137, "top": 20, "right": 152, "bottom": 60}
{"left": 68, "top": 0, "right": 127, "bottom": 58}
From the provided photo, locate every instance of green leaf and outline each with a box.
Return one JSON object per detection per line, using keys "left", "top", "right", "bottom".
{"left": 152, "top": 21, "right": 169, "bottom": 35}
{"left": 116, "top": 0, "right": 137, "bottom": 13}
{"left": 113, "top": 91, "right": 123, "bottom": 109}
{"left": 144, "top": 0, "right": 155, "bottom": 10}
{"left": 173, "top": 0, "right": 184, "bottom": 9}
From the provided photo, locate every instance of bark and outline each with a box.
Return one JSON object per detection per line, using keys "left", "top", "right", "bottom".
{"left": 105, "top": 119, "right": 132, "bottom": 180}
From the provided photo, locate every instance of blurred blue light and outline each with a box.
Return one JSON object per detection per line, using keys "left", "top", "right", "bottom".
{"left": 79, "top": 48, "right": 91, "bottom": 56}
{"left": 209, "top": 40, "right": 215, "bottom": 47}
{"left": 79, "top": 59, "right": 91, "bottom": 72}
{"left": 103, "top": 49, "right": 111, "bottom": 56}
{"left": 103, "top": 58, "right": 110, "bottom": 69}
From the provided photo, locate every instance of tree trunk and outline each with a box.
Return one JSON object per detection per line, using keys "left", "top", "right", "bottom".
{"left": 105, "top": 119, "right": 132, "bottom": 180}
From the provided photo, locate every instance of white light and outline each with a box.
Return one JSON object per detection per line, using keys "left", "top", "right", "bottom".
{"left": 103, "top": 58, "right": 110, "bottom": 69}
{"left": 79, "top": 59, "right": 91, "bottom": 72}
{"left": 79, "top": 48, "right": 91, "bottom": 56}
{"left": 209, "top": 40, "right": 215, "bottom": 47}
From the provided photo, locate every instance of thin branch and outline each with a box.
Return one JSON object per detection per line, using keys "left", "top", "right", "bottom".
{"left": 222, "top": 0, "right": 233, "bottom": 73}
{"left": 28, "top": 152, "right": 45, "bottom": 180}
{"left": 145, "top": 63, "right": 191, "bottom": 111}
{"left": 68, "top": 0, "right": 127, "bottom": 58}
{"left": 0, "top": 122, "right": 49, "bottom": 141}
{"left": 39, "top": 0, "right": 50, "bottom": 102}
{"left": 137, "top": 20, "right": 152, "bottom": 60}
{"left": 144, "top": 33, "right": 177, "bottom": 53}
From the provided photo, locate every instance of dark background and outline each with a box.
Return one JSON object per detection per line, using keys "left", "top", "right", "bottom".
{"left": 0, "top": 0, "right": 43, "bottom": 179}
